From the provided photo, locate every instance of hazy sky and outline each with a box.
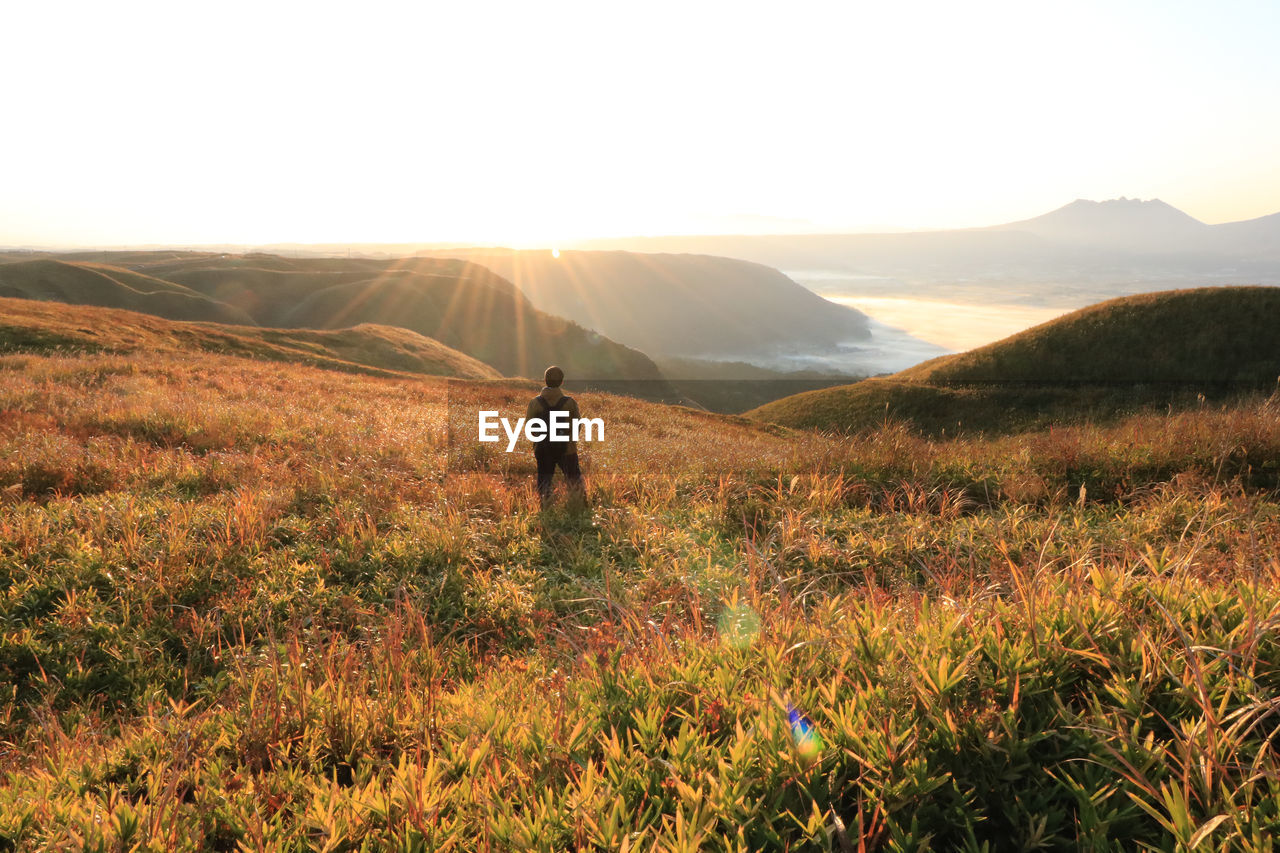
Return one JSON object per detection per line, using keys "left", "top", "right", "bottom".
{"left": 3, "top": 0, "right": 1278, "bottom": 246}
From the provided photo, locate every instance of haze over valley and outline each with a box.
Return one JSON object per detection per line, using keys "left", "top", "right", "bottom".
{"left": 5, "top": 195, "right": 1278, "bottom": 386}
{"left": 564, "top": 197, "right": 1280, "bottom": 372}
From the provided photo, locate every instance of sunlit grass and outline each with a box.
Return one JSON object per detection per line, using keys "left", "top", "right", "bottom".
{"left": 2, "top": 346, "right": 1280, "bottom": 849}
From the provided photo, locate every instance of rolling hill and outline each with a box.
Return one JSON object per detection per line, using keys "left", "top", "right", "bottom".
{"left": 750, "top": 286, "right": 1280, "bottom": 435}
{"left": 426, "top": 248, "right": 871, "bottom": 360}
{"left": 4, "top": 276, "right": 1280, "bottom": 850}
{"left": 0, "top": 259, "right": 256, "bottom": 326}
{"left": 125, "top": 254, "right": 669, "bottom": 381}
{"left": 0, "top": 297, "right": 502, "bottom": 380}
{"left": 0, "top": 253, "right": 668, "bottom": 385}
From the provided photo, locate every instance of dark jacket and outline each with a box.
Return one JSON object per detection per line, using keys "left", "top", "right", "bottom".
{"left": 525, "top": 386, "right": 581, "bottom": 455}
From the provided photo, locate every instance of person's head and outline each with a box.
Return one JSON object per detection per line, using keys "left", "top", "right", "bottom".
{"left": 544, "top": 365, "right": 565, "bottom": 388}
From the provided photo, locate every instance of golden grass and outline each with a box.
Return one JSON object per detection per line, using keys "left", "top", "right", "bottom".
{"left": 0, "top": 297, "right": 502, "bottom": 380}
{"left": 1, "top": 340, "right": 1280, "bottom": 849}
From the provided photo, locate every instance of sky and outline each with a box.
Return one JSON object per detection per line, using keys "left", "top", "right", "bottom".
{"left": 3, "top": 0, "right": 1278, "bottom": 247}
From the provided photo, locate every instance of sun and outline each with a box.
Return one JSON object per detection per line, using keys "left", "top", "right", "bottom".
{"left": 551, "top": 248, "right": 560, "bottom": 259}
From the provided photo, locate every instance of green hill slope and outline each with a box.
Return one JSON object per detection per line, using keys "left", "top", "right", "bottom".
{"left": 0, "top": 297, "right": 502, "bottom": 380}
{"left": 751, "top": 286, "right": 1280, "bottom": 435}
{"left": 127, "top": 253, "right": 666, "bottom": 382}
{"left": 0, "top": 259, "right": 255, "bottom": 326}
{"left": 898, "top": 286, "right": 1280, "bottom": 384}
{"left": 0, "top": 252, "right": 670, "bottom": 385}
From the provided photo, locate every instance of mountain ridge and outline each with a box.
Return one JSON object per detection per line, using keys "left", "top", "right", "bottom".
{"left": 561, "top": 198, "right": 1280, "bottom": 277}
{"left": 0, "top": 253, "right": 669, "bottom": 386}
{"left": 0, "top": 259, "right": 257, "bottom": 326}
{"left": 424, "top": 248, "right": 871, "bottom": 360}
{"left": 987, "top": 197, "right": 1211, "bottom": 251}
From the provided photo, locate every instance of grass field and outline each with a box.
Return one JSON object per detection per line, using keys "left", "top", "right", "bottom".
{"left": 2, "top": 324, "right": 1280, "bottom": 849}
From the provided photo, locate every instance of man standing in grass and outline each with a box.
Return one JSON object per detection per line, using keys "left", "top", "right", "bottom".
{"left": 527, "top": 365, "right": 586, "bottom": 508}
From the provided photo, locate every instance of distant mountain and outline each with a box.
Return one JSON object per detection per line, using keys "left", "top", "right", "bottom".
{"left": 990, "top": 198, "right": 1210, "bottom": 252}
{"left": 567, "top": 199, "right": 1280, "bottom": 288}
{"left": 750, "top": 286, "right": 1280, "bottom": 436}
{"left": 1214, "top": 211, "right": 1280, "bottom": 259}
{"left": 423, "top": 248, "right": 871, "bottom": 360}
{"left": 988, "top": 197, "right": 1280, "bottom": 260}
{"left": 0, "top": 297, "right": 502, "bottom": 380}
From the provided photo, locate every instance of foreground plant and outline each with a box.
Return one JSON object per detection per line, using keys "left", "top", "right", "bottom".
{"left": 2, "top": 346, "right": 1280, "bottom": 850}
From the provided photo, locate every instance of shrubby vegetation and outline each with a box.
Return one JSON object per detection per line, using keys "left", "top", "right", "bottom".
{"left": 2, "top": 330, "right": 1280, "bottom": 850}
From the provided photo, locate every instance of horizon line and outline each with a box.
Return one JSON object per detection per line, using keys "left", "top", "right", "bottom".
{"left": 3, "top": 197, "right": 1277, "bottom": 253}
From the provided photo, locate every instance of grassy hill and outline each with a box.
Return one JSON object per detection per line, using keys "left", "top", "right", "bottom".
{"left": 0, "top": 253, "right": 670, "bottom": 387}
{"left": 0, "top": 297, "right": 502, "bottom": 380}
{"left": 0, "top": 259, "right": 256, "bottom": 326}
{"left": 897, "top": 286, "right": 1280, "bottom": 384}
{"left": 2, "top": 309, "right": 1280, "bottom": 849}
{"left": 752, "top": 286, "right": 1280, "bottom": 435}
{"left": 136, "top": 254, "right": 669, "bottom": 382}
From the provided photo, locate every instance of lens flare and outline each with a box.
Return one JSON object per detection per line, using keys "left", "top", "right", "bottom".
{"left": 787, "top": 702, "right": 824, "bottom": 762}
{"left": 716, "top": 603, "right": 761, "bottom": 649}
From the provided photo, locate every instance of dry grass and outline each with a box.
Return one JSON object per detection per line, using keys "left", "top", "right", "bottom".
{"left": 0, "top": 297, "right": 502, "bottom": 380}
{"left": 2, "top": 342, "right": 1280, "bottom": 850}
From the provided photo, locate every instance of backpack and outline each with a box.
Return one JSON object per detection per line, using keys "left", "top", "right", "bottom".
{"left": 530, "top": 395, "right": 574, "bottom": 456}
